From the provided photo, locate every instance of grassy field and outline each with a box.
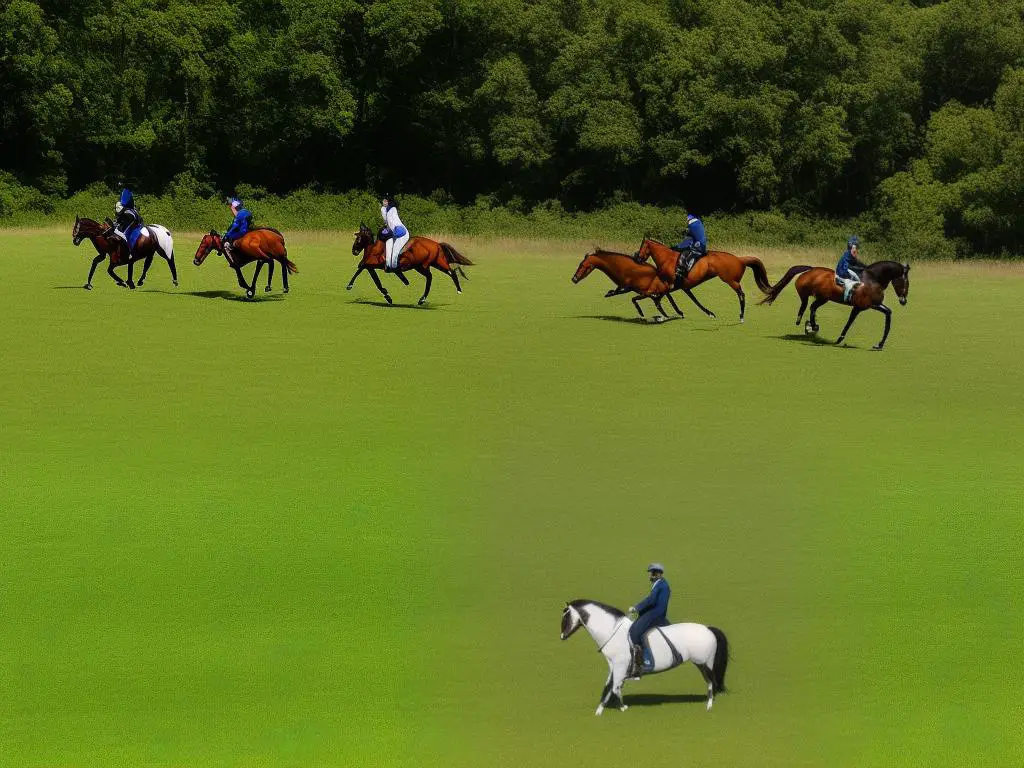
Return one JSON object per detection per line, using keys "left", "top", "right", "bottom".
{"left": 1, "top": 229, "right": 1022, "bottom": 767}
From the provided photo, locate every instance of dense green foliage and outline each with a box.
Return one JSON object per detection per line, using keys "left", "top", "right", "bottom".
{"left": 1, "top": 0, "right": 1022, "bottom": 256}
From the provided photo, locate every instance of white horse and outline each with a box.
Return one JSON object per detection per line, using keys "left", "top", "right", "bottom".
{"left": 560, "top": 599, "right": 729, "bottom": 715}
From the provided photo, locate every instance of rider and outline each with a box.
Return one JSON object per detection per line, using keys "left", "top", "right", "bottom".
{"left": 222, "top": 197, "right": 253, "bottom": 259}
{"left": 112, "top": 187, "right": 144, "bottom": 257}
{"left": 835, "top": 235, "right": 866, "bottom": 296}
{"left": 628, "top": 563, "right": 671, "bottom": 676}
{"left": 380, "top": 193, "right": 409, "bottom": 273}
{"left": 672, "top": 209, "right": 707, "bottom": 280}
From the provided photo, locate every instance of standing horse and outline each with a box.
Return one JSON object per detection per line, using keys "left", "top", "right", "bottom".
{"left": 193, "top": 229, "right": 296, "bottom": 299}
{"left": 633, "top": 239, "right": 772, "bottom": 322}
{"left": 72, "top": 215, "right": 178, "bottom": 290}
{"left": 561, "top": 600, "right": 729, "bottom": 715}
{"left": 760, "top": 261, "right": 910, "bottom": 350}
{"left": 572, "top": 249, "right": 678, "bottom": 321}
{"left": 347, "top": 222, "right": 472, "bottom": 305}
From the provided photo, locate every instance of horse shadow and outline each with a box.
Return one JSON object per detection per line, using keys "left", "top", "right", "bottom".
{"left": 353, "top": 298, "right": 443, "bottom": 310}
{"left": 574, "top": 315, "right": 678, "bottom": 325}
{"left": 621, "top": 693, "right": 708, "bottom": 707}
{"left": 163, "top": 289, "right": 285, "bottom": 302}
{"left": 775, "top": 333, "right": 847, "bottom": 347}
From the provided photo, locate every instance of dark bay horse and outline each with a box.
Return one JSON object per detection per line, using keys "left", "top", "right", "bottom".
{"left": 633, "top": 239, "right": 772, "bottom": 322}
{"left": 760, "top": 260, "right": 911, "bottom": 350}
{"left": 193, "top": 229, "right": 296, "bottom": 299}
{"left": 347, "top": 222, "right": 472, "bottom": 305}
{"left": 72, "top": 216, "right": 178, "bottom": 290}
{"left": 572, "top": 249, "right": 676, "bottom": 321}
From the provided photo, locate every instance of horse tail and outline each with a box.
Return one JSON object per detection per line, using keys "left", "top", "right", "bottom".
{"left": 740, "top": 256, "right": 772, "bottom": 294}
{"left": 759, "top": 265, "right": 813, "bottom": 305}
{"left": 284, "top": 255, "right": 298, "bottom": 274}
{"left": 441, "top": 242, "right": 473, "bottom": 267}
{"left": 708, "top": 626, "right": 730, "bottom": 694}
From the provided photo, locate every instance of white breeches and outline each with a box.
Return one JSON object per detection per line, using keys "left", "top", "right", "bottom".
{"left": 386, "top": 233, "right": 409, "bottom": 269}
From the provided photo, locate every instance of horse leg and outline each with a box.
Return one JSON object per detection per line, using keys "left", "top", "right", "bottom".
{"left": 696, "top": 663, "right": 714, "bottom": 710}
{"left": 871, "top": 304, "right": 892, "bottom": 351}
{"left": 835, "top": 307, "right": 862, "bottom": 345}
{"left": 167, "top": 254, "right": 179, "bottom": 286}
{"left": 605, "top": 286, "right": 631, "bottom": 298}
{"left": 807, "top": 297, "right": 828, "bottom": 334}
{"left": 446, "top": 264, "right": 463, "bottom": 295}
{"left": 652, "top": 296, "right": 670, "bottom": 321}
{"left": 265, "top": 259, "right": 275, "bottom": 292}
{"left": 596, "top": 667, "right": 614, "bottom": 716}
{"left": 279, "top": 257, "right": 290, "bottom": 293}
{"left": 126, "top": 258, "right": 137, "bottom": 289}
{"left": 137, "top": 253, "right": 154, "bottom": 287}
{"left": 666, "top": 292, "right": 685, "bottom": 318}
{"left": 726, "top": 280, "right": 745, "bottom": 323}
{"left": 417, "top": 266, "right": 433, "bottom": 305}
{"left": 795, "top": 293, "right": 810, "bottom": 325}
{"left": 250, "top": 262, "right": 264, "bottom": 299}
{"left": 346, "top": 266, "right": 365, "bottom": 291}
{"left": 106, "top": 261, "right": 125, "bottom": 287}
{"left": 85, "top": 254, "right": 105, "bottom": 289}
{"left": 367, "top": 268, "right": 392, "bottom": 304}
{"left": 395, "top": 270, "right": 410, "bottom": 286}
{"left": 683, "top": 287, "right": 715, "bottom": 318}
{"left": 631, "top": 295, "right": 647, "bottom": 320}
{"left": 234, "top": 266, "right": 253, "bottom": 297}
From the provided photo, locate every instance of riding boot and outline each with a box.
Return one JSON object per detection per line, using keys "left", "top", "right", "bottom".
{"left": 630, "top": 643, "right": 645, "bottom": 677}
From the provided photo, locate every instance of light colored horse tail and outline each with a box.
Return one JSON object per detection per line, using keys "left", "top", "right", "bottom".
{"left": 759, "top": 265, "right": 813, "bottom": 305}
{"left": 708, "top": 626, "right": 730, "bottom": 694}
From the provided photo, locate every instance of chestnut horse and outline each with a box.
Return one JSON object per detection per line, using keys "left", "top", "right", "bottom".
{"left": 572, "top": 249, "right": 676, "bottom": 321}
{"left": 760, "top": 261, "right": 911, "bottom": 350}
{"left": 633, "top": 239, "right": 772, "bottom": 322}
{"left": 72, "top": 215, "right": 178, "bottom": 290}
{"left": 193, "top": 229, "right": 296, "bottom": 299}
{"left": 347, "top": 223, "right": 472, "bottom": 305}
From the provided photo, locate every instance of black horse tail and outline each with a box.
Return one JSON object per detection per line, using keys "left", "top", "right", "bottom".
{"left": 709, "top": 626, "right": 730, "bottom": 694}
{"left": 759, "top": 265, "right": 813, "bottom": 305}
{"left": 441, "top": 242, "right": 473, "bottom": 267}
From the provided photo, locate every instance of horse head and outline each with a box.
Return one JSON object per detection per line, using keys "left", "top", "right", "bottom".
{"left": 572, "top": 252, "right": 598, "bottom": 283}
{"left": 193, "top": 231, "right": 221, "bottom": 266}
{"left": 72, "top": 215, "right": 82, "bottom": 245}
{"left": 352, "top": 222, "right": 373, "bottom": 256}
{"left": 561, "top": 602, "right": 585, "bottom": 640}
{"left": 893, "top": 263, "right": 910, "bottom": 306}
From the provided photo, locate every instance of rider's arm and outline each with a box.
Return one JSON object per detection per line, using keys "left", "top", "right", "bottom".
{"left": 633, "top": 591, "right": 655, "bottom": 614}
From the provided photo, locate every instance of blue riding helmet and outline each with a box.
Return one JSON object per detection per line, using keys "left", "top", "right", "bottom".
{"left": 229, "top": 197, "right": 243, "bottom": 209}
{"left": 847, "top": 235, "right": 860, "bottom": 248}
{"left": 119, "top": 188, "right": 134, "bottom": 208}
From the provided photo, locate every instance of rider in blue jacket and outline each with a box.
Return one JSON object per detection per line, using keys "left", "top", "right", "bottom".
{"left": 628, "top": 563, "right": 671, "bottom": 675}
{"left": 112, "top": 188, "right": 144, "bottom": 256}
{"left": 673, "top": 211, "right": 708, "bottom": 279}
{"left": 835, "top": 236, "right": 866, "bottom": 289}
{"left": 223, "top": 197, "right": 253, "bottom": 256}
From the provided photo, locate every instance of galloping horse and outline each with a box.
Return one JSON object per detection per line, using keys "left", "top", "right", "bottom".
{"left": 760, "top": 261, "right": 910, "bottom": 350}
{"left": 572, "top": 249, "right": 678, "bottom": 321}
{"left": 561, "top": 600, "right": 730, "bottom": 715}
{"left": 193, "top": 229, "right": 296, "bottom": 299}
{"left": 72, "top": 216, "right": 178, "bottom": 290}
{"left": 633, "top": 239, "right": 772, "bottom": 322}
{"left": 347, "top": 223, "right": 472, "bottom": 305}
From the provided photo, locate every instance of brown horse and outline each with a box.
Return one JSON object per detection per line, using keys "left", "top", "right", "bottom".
{"left": 347, "top": 223, "right": 472, "bottom": 305}
{"left": 193, "top": 229, "right": 296, "bottom": 299}
{"left": 72, "top": 215, "right": 178, "bottom": 290}
{"left": 633, "top": 239, "right": 772, "bottom": 322}
{"left": 760, "top": 261, "right": 911, "bottom": 350}
{"left": 572, "top": 249, "right": 676, "bottom": 321}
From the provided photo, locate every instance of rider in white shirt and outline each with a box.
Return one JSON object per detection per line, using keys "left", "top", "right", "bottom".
{"left": 380, "top": 193, "right": 409, "bottom": 272}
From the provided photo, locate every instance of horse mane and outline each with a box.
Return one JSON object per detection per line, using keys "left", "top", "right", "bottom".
{"left": 569, "top": 599, "right": 625, "bottom": 618}
{"left": 589, "top": 248, "right": 634, "bottom": 260}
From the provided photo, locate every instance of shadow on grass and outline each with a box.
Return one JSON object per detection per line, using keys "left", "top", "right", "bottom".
{"left": 621, "top": 693, "right": 709, "bottom": 707}
{"left": 574, "top": 314, "right": 679, "bottom": 325}
{"left": 352, "top": 298, "right": 443, "bottom": 310}
{"left": 150, "top": 289, "right": 286, "bottom": 302}
{"left": 776, "top": 332, "right": 844, "bottom": 347}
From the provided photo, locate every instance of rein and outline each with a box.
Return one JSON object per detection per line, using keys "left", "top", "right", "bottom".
{"left": 596, "top": 618, "right": 626, "bottom": 654}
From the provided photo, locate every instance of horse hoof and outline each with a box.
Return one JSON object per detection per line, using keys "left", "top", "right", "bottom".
{"left": 127, "top": 284, "right": 136, "bottom": 290}
{"left": 265, "top": 285, "right": 272, "bottom": 292}
{"left": 457, "top": 289, "right": 462, "bottom": 294}
{"left": 595, "top": 707, "right": 604, "bottom": 716}
{"left": 619, "top": 705, "right": 629, "bottom": 712}
{"left": 173, "top": 280, "right": 179, "bottom": 287}
{"left": 283, "top": 288, "right": 289, "bottom": 294}
{"left": 418, "top": 298, "right": 426, "bottom": 306}
{"left": 384, "top": 295, "right": 393, "bottom": 305}
{"left": 83, "top": 284, "right": 92, "bottom": 291}
{"left": 706, "top": 700, "right": 713, "bottom": 711}
{"left": 739, "top": 317, "right": 745, "bottom": 324}
{"left": 653, "top": 316, "right": 665, "bottom": 324}
{"left": 246, "top": 291, "right": 255, "bottom": 299}
{"left": 872, "top": 344, "right": 884, "bottom": 351}
{"left": 346, "top": 284, "right": 353, "bottom": 291}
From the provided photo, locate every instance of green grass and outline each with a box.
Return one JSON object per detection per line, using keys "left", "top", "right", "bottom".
{"left": 1, "top": 229, "right": 1022, "bottom": 767}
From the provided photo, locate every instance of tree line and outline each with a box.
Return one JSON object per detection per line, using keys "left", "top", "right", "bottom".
{"left": 1, "top": 0, "right": 1022, "bottom": 256}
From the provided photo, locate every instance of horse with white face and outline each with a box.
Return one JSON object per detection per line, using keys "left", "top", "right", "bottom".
{"left": 560, "top": 599, "right": 729, "bottom": 715}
